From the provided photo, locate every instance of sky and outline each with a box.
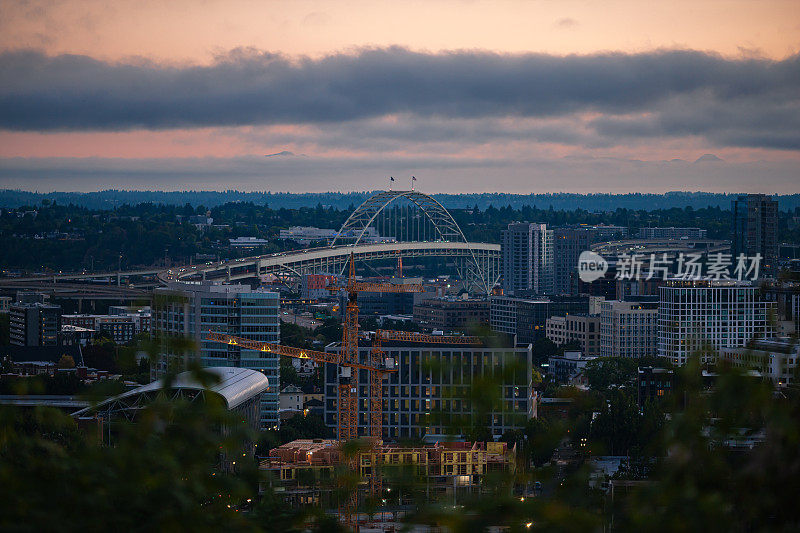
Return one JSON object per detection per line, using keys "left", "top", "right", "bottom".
{"left": 0, "top": 0, "right": 798, "bottom": 193}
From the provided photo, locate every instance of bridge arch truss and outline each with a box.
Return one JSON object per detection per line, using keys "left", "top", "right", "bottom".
{"left": 330, "top": 190, "right": 494, "bottom": 292}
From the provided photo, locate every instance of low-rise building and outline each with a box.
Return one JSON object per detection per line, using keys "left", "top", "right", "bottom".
{"left": 636, "top": 227, "right": 707, "bottom": 239}
{"left": 59, "top": 325, "right": 95, "bottom": 346}
{"left": 637, "top": 367, "right": 675, "bottom": 407}
{"left": 721, "top": 338, "right": 800, "bottom": 386}
{"left": 229, "top": 236, "right": 270, "bottom": 248}
{"left": 301, "top": 274, "right": 338, "bottom": 299}
{"left": 546, "top": 314, "right": 601, "bottom": 356}
{"left": 279, "top": 226, "right": 393, "bottom": 246}
{"left": 547, "top": 351, "right": 597, "bottom": 383}
{"left": 279, "top": 384, "right": 304, "bottom": 419}
{"left": 490, "top": 295, "right": 589, "bottom": 345}
{"left": 413, "top": 297, "right": 489, "bottom": 332}
{"left": 61, "top": 314, "right": 137, "bottom": 344}
{"left": 262, "top": 439, "right": 515, "bottom": 507}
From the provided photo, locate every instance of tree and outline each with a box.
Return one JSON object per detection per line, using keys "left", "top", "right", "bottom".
{"left": 279, "top": 357, "right": 300, "bottom": 387}
{"left": 57, "top": 354, "right": 75, "bottom": 369}
{"left": 531, "top": 337, "right": 559, "bottom": 366}
{"left": 584, "top": 357, "right": 639, "bottom": 392}
{"left": 278, "top": 413, "right": 333, "bottom": 443}
{"left": 589, "top": 389, "right": 640, "bottom": 455}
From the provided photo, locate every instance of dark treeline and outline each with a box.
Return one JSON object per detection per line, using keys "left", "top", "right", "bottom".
{"left": 2, "top": 200, "right": 800, "bottom": 273}
{"left": 3, "top": 189, "right": 800, "bottom": 212}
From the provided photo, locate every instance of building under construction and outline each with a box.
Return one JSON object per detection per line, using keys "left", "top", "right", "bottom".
{"left": 261, "top": 438, "right": 516, "bottom": 508}
{"left": 323, "top": 337, "right": 535, "bottom": 440}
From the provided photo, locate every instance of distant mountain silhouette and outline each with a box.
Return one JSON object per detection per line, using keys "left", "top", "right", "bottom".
{"left": 694, "top": 154, "right": 724, "bottom": 163}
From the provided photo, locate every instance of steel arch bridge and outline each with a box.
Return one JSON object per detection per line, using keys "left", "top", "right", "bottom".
{"left": 330, "top": 190, "right": 494, "bottom": 292}
{"left": 18, "top": 190, "right": 498, "bottom": 293}
{"left": 332, "top": 190, "right": 466, "bottom": 247}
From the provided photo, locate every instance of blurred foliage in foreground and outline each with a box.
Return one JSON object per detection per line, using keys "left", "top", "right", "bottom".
{"left": 1, "top": 355, "right": 800, "bottom": 531}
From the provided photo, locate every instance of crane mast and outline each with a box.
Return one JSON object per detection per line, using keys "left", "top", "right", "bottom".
{"left": 205, "top": 253, "right": 482, "bottom": 530}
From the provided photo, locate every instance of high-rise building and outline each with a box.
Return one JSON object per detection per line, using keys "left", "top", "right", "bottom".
{"left": 9, "top": 302, "right": 62, "bottom": 346}
{"left": 501, "top": 223, "right": 553, "bottom": 296}
{"left": 600, "top": 300, "right": 659, "bottom": 358}
{"left": 152, "top": 282, "right": 281, "bottom": 429}
{"left": 732, "top": 194, "right": 778, "bottom": 276}
{"left": 658, "top": 279, "right": 775, "bottom": 366}
{"left": 323, "top": 341, "right": 534, "bottom": 440}
{"left": 553, "top": 227, "right": 592, "bottom": 295}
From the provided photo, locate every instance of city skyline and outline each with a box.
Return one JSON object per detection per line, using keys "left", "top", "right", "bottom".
{"left": 0, "top": 0, "right": 798, "bottom": 193}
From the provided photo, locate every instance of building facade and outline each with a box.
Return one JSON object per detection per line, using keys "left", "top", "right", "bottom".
{"left": 412, "top": 298, "right": 489, "bottom": 332}
{"left": 490, "top": 295, "right": 589, "bottom": 345}
{"left": 501, "top": 222, "right": 553, "bottom": 296}
{"left": 721, "top": 338, "right": 799, "bottom": 386}
{"left": 323, "top": 342, "right": 534, "bottom": 440}
{"left": 547, "top": 351, "right": 596, "bottom": 383}
{"left": 657, "top": 280, "right": 775, "bottom": 366}
{"left": 301, "top": 274, "right": 338, "bottom": 299}
{"left": 600, "top": 300, "right": 659, "bottom": 359}
{"left": 636, "top": 227, "right": 707, "bottom": 239}
{"left": 262, "top": 439, "right": 515, "bottom": 508}
{"left": 552, "top": 227, "right": 593, "bottom": 295}
{"left": 732, "top": 194, "right": 778, "bottom": 277}
{"left": 9, "top": 302, "right": 62, "bottom": 347}
{"left": 152, "top": 282, "right": 281, "bottom": 429}
{"left": 637, "top": 367, "right": 674, "bottom": 407}
{"left": 546, "top": 314, "right": 601, "bottom": 356}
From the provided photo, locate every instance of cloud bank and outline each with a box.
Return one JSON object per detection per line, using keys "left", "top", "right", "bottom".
{"left": 1, "top": 48, "right": 799, "bottom": 150}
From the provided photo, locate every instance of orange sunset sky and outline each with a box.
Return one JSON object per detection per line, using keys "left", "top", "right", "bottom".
{"left": 0, "top": 0, "right": 798, "bottom": 192}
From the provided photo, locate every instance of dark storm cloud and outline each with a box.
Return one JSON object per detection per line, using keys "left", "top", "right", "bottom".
{"left": 0, "top": 47, "right": 798, "bottom": 149}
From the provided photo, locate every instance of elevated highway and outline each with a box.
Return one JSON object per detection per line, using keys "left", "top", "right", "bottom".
{"left": 161, "top": 241, "right": 501, "bottom": 292}
{"left": 0, "top": 190, "right": 502, "bottom": 295}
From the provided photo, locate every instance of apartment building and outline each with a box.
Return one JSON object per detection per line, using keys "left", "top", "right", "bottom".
{"left": 600, "top": 300, "right": 659, "bottom": 358}
{"left": 732, "top": 194, "right": 778, "bottom": 277}
{"left": 658, "top": 279, "right": 775, "bottom": 366}
{"left": 501, "top": 222, "right": 553, "bottom": 296}
{"left": 546, "top": 314, "right": 601, "bottom": 356}
{"left": 9, "top": 302, "right": 61, "bottom": 347}
{"left": 323, "top": 341, "right": 534, "bottom": 440}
